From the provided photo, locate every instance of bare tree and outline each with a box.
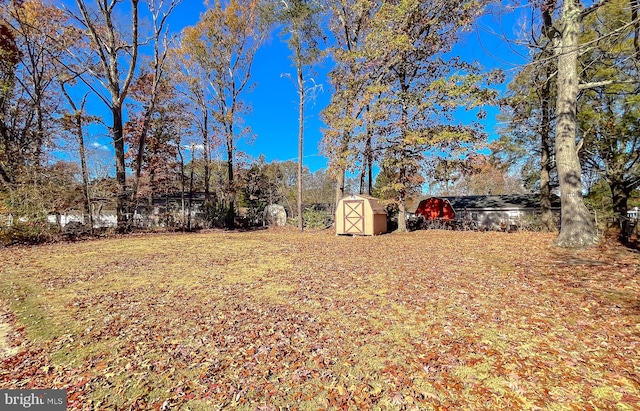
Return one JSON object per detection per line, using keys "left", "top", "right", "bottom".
{"left": 177, "top": 0, "right": 268, "bottom": 229}
{"left": 276, "top": 0, "right": 324, "bottom": 231}
{"left": 65, "top": 0, "right": 140, "bottom": 231}
{"left": 60, "top": 83, "right": 94, "bottom": 232}
{"left": 130, "top": 0, "right": 180, "bottom": 212}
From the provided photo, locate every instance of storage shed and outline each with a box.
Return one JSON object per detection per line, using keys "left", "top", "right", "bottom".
{"left": 415, "top": 197, "right": 456, "bottom": 221}
{"left": 336, "top": 194, "right": 387, "bottom": 235}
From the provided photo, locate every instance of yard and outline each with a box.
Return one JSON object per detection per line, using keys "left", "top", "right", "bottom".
{"left": 1, "top": 229, "right": 639, "bottom": 410}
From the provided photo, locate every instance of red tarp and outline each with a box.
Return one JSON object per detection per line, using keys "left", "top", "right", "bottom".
{"left": 415, "top": 197, "right": 456, "bottom": 220}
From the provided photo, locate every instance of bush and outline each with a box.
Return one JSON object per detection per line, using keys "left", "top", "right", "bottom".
{"left": 202, "top": 200, "right": 228, "bottom": 228}
{"left": 0, "top": 221, "right": 58, "bottom": 246}
{"left": 515, "top": 213, "right": 559, "bottom": 232}
{"left": 289, "top": 207, "right": 333, "bottom": 229}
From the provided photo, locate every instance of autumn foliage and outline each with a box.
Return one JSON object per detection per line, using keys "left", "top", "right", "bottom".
{"left": 1, "top": 230, "right": 639, "bottom": 410}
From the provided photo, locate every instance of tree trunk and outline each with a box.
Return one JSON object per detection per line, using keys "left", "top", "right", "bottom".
{"left": 62, "top": 86, "right": 93, "bottom": 234}
{"left": 113, "top": 104, "right": 129, "bottom": 232}
{"left": 359, "top": 160, "right": 366, "bottom": 194}
{"left": 610, "top": 179, "right": 630, "bottom": 218}
{"left": 188, "top": 146, "right": 195, "bottom": 231}
{"left": 608, "top": 178, "right": 633, "bottom": 242}
{"left": 540, "top": 140, "right": 555, "bottom": 231}
{"left": 553, "top": 0, "right": 599, "bottom": 247}
{"left": 77, "top": 111, "right": 93, "bottom": 234}
{"left": 335, "top": 169, "right": 345, "bottom": 205}
{"left": 33, "top": 95, "right": 44, "bottom": 169}
{"left": 334, "top": 129, "right": 350, "bottom": 205}
{"left": 297, "top": 61, "right": 304, "bottom": 232}
{"left": 334, "top": 128, "right": 349, "bottom": 205}
{"left": 397, "top": 190, "right": 407, "bottom": 232}
{"left": 203, "top": 112, "right": 210, "bottom": 206}
{"left": 178, "top": 145, "right": 186, "bottom": 229}
{"left": 540, "top": 69, "right": 556, "bottom": 232}
{"left": 74, "top": 0, "right": 139, "bottom": 232}
{"left": 0, "top": 164, "right": 11, "bottom": 187}
{"left": 632, "top": 0, "right": 639, "bottom": 59}
{"left": 147, "top": 166, "right": 156, "bottom": 228}
{"left": 226, "top": 146, "right": 236, "bottom": 229}
{"left": 396, "top": 71, "right": 409, "bottom": 233}
{"left": 365, "top": 129, "right": 373, "bottom": 196}
{"left": 132, "top": 103, "right": 155, "bottom": 209}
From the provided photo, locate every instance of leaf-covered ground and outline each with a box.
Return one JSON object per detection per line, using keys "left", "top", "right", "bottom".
{"left": 1, "top": 229, "right": 639, "bottom": 410}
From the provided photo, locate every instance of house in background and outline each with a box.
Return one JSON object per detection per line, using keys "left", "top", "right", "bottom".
{"left": 438, "top": 194, "right": 561, "bottom": 231}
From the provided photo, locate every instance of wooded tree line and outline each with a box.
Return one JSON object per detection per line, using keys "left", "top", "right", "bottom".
{"left": 1, "top": 0, "right": 638, "bottom": 247}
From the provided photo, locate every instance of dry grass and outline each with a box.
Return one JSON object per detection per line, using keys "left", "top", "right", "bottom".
{"left": 1, "top": 229, "right": 639, "bottom": 410}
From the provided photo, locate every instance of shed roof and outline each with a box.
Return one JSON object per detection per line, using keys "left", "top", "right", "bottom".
{"left": 440, "top": 194, "right": 561, "bottom": 211}
{"left": 341, "top": 194, "right": 387, "bottom": 214}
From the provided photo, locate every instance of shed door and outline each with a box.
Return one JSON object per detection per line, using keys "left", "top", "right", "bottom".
{"left": 343, "top": 200, "right": 365, "bottom": 234}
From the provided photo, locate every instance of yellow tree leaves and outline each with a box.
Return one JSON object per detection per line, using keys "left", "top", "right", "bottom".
{"left": 175, "top": 0, "right": 269, "bottom": 228}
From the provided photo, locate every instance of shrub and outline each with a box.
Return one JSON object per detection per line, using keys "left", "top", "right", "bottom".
{"left": 0, "top": 221, "right": 58, "bottom": 246}
{"left": 289, "top": 207, "right": 333, "bottom": 229}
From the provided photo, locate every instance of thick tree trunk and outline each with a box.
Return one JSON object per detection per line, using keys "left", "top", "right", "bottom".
{"left": 34, "top": 96, "right": 44, "bottom": 168}
{"left": 396, "top": 73, "right": 409, "bottom": 233}
{"left": 610, "top": 179, "right": 630, "bottom": 218}
{"left": 335, "top": 169, "right": 345, "bottom": 205}
{"left": 608, "top": 179, "right": 633, "bottom": 242}
{"left": 397, "top": 191, "right": 407, "bottom": 232}
{"left": 334, "top": 128, "right": 350, "bottom": 205}
{"left": 334, "top": 134, "right": 349, "bottom": 204}
{"left": 553, "top": 0, "right": 599, "bottom": 247}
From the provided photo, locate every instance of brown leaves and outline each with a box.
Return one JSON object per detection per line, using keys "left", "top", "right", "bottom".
{"left": 0, "top": 230, "right": 639, "bottom": 409}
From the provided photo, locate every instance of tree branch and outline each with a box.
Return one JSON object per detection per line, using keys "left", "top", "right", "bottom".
{"left": 580, "top": 0, "right": 610, "bottom": 19}
{"left": 120, "top": 0, "right": 139, "bottom": 103}
{"left": 579, "top": 78, "right": 640, "bottom": 90}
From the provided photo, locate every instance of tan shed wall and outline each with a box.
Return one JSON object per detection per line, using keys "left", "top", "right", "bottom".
{"left": 371, "top": 213, "right": 387, "bottom": 235}
{"left": 335, "top": 204, "right": 344, "bottom": 234}
{"left": 335, "top": 201, "right": 349, "bottom": 234}
{"left": 363, "top": 202, "right": 374, "bottom": 235}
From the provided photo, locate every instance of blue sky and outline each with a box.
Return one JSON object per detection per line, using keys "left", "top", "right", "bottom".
{"left": 66, "top": 0, "right": 532, "bottom": 175}
{"left": 167, "top": 0, "right": 334, "bottom": 172}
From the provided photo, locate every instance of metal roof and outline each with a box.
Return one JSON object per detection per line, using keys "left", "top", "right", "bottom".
{"left": 439, "top": 194, "right": 561, "bottom": 211}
